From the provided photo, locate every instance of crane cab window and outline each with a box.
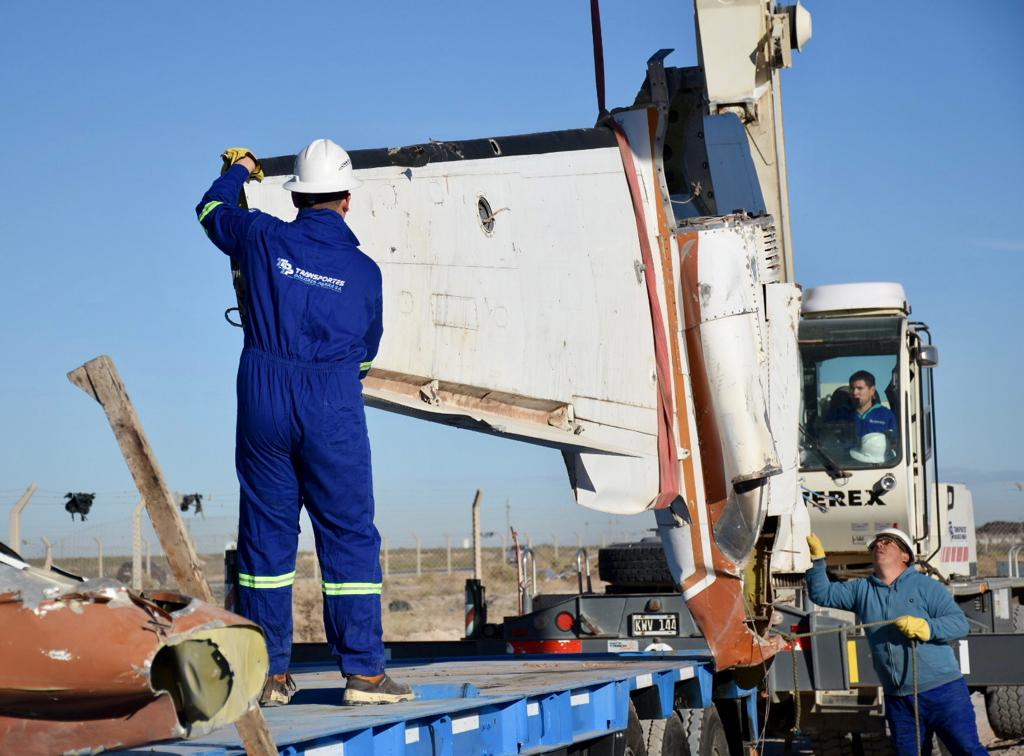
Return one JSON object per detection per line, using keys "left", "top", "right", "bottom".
{"left": 799, "top": 317, "right": 902, "bottom": 472}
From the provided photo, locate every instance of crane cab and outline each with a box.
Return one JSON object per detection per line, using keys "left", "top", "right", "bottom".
{"left": 797, "top": 283, "right": 976, "bottom": 577}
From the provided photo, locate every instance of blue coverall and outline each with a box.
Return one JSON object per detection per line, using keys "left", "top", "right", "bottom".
{"left": 830, "top": 401, "right": 898, "bottom": 438}
{"left": 197, "top": 164, "right": 385, "bottom": 676}
{"left": 806, "top": 559, "right": 987, "bottom": 755}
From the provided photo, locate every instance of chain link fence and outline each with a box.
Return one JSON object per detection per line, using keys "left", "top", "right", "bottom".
{"left": 21, "top": 499, "right": 1023, "bottom": 642}
{"left": 10, "top": 511, "right": 634, "bottom": 642}
{"left": 977, "top": 521, "right": 1024, "bottom": 578}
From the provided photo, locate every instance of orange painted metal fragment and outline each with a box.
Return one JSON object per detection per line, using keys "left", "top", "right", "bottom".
{"left": 675, "top": 229, "right": 783, "bottom": 671}
{"left": 0, "top": 557, "right": 268, "bottom": 756}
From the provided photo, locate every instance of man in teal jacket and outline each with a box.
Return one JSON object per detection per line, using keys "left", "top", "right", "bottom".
{"left": 806, "top": 528, "right": 986, "bottom": 755}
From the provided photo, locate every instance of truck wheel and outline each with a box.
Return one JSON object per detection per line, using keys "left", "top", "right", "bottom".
{"left": 641, "top": 706, "right": 729, "bottom": 756}
{"left": 598, "top": 541, "right": 675, "bottom": 590}
{"left": 641, "top": 711, "right": 686, "bottom": 755}
{"left": 985, "top": 686, "right": 1024, "bottom": 740}
{"left": 625, "top": 702, "right": 648, "bottom": 756}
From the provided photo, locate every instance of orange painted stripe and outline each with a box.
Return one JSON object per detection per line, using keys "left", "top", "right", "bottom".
{"left": 510, "top": 640, "right": 583, "bottom": 655}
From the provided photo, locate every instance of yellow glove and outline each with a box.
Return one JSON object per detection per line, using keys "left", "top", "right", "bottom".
{"left": 221, "top": 147, "right": 264, "bottom": 182}
{"left": 894, "top": 615, "right": 931, "bottom": 641}
{"left": 807, "top": 533, "right": 826, "bottom": 560}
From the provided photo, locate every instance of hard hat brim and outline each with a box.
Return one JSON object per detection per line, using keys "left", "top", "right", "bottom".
{"left": 850, "top": 448, "right": 885, "bottom": 463}
{"left": 282, "top": 175, "right": 362, "bottom": 193}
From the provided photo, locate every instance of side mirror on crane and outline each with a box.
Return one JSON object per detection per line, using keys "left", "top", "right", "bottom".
{"left": 915, "top": 344, "right": 940, "bottom": 368}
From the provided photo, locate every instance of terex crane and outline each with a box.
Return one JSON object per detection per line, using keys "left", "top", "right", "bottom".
{"left": 244, "top": 0, "right": 814, "bottom": 673}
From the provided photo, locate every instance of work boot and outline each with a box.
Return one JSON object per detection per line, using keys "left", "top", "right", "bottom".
{"left": 342, "top": 673, "right": 414, "bottom": 705}
{"left": 259, "top": 673, "right": 298, "bottom": 707}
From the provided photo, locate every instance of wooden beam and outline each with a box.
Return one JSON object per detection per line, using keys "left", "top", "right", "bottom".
{"left": 68, "top": 354, "right": 276, "bottom": 755}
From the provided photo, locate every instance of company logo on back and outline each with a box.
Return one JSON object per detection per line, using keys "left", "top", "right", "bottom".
{"left": 275, "top": 257, "right": 345, "bottom": 293}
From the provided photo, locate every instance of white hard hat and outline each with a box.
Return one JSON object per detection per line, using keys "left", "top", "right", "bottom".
{"left": 283, "top": 138, "right": 362, "bottom": 194}
{"left": 850, "top": 432, "right": 887, "bottom": 463}
{"left": 868, "top": 527, "right": 914, "bottom": 563}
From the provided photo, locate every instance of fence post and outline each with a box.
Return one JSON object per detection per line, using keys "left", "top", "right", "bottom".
{"left": 133, "top": 500, "right": 145, "bottom": 591}
{"left": 415, "top": 535, "right": 421, "bottom": 577}
{"left": 143, "top": 537, "right": 152, "bottom": 581}
{"left": 41, "top": 537, "right": 53, "bottom": 570}
{"left": 383, "top": 536, "right": 389, "bottom": 579}
{"left": 94, "top": 536, "right": 103, "bottom": 578}
{"left": 8, "top": 484, "right": 38, "bottom": 552}
{"left": 446, "top": 535, "right": 452, "bottom": 575}
{"left": 472, "top": 489, "right": 484, "bottom": 580}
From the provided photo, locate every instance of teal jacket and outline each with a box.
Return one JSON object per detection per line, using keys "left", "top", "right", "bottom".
{"left": 805, "top": 560, "right": 968, "bottom": 696}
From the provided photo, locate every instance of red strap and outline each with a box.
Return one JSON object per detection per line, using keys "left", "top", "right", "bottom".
{"left": 590, "top": 0, "right": 680, "bottom": 509}
{"left": 611, "top": 121, "right": 681, "bottom": 509}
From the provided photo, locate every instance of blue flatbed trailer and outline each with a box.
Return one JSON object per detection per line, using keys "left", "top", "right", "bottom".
{"left": 121, "top": 652, "right": 755, "bottom": 755}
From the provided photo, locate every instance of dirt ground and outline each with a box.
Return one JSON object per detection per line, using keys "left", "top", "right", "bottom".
{"left": 293, "top": 564, "right": 585, "bottom": 643}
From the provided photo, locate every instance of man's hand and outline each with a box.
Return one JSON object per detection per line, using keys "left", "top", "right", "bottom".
{"left": 807, "top": 533, "right": 826, "bottom": 560}
{"left": 221, "top": 147, "right": 264, "bottom": 182}
{"left": 894, "top": 615, "right": 931, "bottom": 641}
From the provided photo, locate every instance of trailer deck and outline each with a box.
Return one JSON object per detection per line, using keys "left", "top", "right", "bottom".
{"left": 122, "top": 652, "right": 740, "bottom": 755}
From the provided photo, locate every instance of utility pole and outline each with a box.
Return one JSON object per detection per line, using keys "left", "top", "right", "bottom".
{"left": 133, "top": 500, "right": 145, "bottom": 591}
{"left": 472, "top": 489, "right": 484, "bottom": 580}
{"left": 94, "top": 536, "right": 103, "bottom": 578}
{"left": 8, "top": 484, "right": 38, "bottom": 552}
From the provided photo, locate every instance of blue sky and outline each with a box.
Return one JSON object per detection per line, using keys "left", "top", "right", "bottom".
{"left": 1, "top": 2, "right": 1021, "bottom": 555}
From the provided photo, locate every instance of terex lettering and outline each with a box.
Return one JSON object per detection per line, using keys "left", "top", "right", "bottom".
{"left": 802, "top": 489, "right": 886, "bottom": 508}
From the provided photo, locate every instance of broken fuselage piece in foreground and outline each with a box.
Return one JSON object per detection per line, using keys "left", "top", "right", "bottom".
{"left": 0, "top": 545, "right": 268, "bottom": 755}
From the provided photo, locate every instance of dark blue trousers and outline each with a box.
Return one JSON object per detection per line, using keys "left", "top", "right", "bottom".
{"left": 235, "top": 349, "right": 384, "bottom": 676}
{"left": 885, "top": 678, "right": 988, "bottom": 755}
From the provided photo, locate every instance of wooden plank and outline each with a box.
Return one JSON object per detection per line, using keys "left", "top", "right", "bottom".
{"left": 67, "top": 354, "right": 276, "bottom": 756}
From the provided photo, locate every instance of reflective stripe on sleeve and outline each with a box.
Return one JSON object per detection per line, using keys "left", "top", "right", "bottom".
{"left": 322, "top": 581, "right": 383, "bottom": 596}
{"left": 238, "top": 571, "right": 295, "bottom": 589}
{"left": 359, "top": 361, "right": 372, "bottom": 372}
{"left": 198, "top": 200, "right": 224, "bottom": 223}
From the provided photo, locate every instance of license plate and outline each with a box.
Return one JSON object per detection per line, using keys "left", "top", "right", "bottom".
{"left": 629, "top": 613, "right": 679, "bottom": 637}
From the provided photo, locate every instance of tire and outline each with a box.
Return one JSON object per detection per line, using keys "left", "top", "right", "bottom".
{"left": 598, "top": 541, "right": 674, "bottom": 590}
{"left": 641, "top": 712, "right": 687, "bottom": 755}
{"left": 985, "top": 686, "right": 1024, "bottom": 740}
{"left": 624, "top": 702, "right": 648, "bottom": 756}
{"left": 642, "top": 707, "right": 729, "bottom": 756}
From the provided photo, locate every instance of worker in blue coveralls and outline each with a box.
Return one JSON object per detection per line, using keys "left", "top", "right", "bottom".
{"left": 827, "top": 369, "right": 898, "bottom": 465}
{"left": 196, "top": 139, "right": 413, "bottom": 707}
{"left": 805, "top": 529, "right": 986, "bottom": 755}
{"left": 829, "top": 369, "right": 898, "bottom": 439}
